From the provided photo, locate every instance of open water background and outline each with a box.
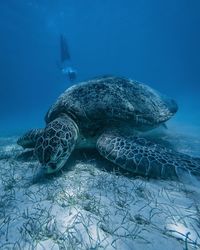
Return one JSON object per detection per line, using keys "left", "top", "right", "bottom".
{"left": 0, "top": 0, "right": 200, "bottom": 135}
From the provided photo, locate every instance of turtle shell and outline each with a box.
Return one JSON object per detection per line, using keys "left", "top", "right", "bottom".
{"left": 45, "top": 76, "right": 178, "bottom": 133}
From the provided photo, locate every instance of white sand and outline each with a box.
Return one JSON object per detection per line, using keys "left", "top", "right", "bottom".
{"left": 0, "top": 128, "right": 199, "bottom": 249}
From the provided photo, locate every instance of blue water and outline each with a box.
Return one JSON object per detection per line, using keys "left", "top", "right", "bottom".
{"left": 0, "top": 0, "right": 200, "bottom": 135}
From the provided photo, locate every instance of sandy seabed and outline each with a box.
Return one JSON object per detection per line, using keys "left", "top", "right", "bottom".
{"left": 0, "top": 125, "right": 200, "bottom": 250}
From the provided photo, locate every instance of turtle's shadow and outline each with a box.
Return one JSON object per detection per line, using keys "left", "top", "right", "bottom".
{"left": 62, "top": 148, "right": 141, "bottom": 179}
{"left": 62, "top": 148, "right": 117, "bottom": 174}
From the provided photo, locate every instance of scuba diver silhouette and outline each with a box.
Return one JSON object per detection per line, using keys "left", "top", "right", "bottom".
{"left": 59, "top": 34, "right": 77, "bottom": 82}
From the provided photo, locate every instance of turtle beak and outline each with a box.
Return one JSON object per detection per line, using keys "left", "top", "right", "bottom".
{"left": 41, "top": 162, "right": 57, "bottom": 174}
{"left": 44, "top": 162, "right": 58, "bottom": 174}
{"left": 43, "top": 160, "right": 66, "bottom": 174}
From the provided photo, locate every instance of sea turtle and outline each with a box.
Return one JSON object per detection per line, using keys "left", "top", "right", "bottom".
{"left": 17, "top": 76, "right": 200, "bottom": 179}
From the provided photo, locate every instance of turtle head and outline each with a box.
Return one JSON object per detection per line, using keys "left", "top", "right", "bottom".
{"left": 35, "top": 116, "right": 78, "bottom": 174}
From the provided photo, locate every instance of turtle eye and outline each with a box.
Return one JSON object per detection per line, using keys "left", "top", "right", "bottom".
{"left": 48, "top": 162, "right": 57, "bottom": 170}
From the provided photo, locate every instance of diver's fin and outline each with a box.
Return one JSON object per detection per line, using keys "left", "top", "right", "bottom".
{"left": 60, "top": 34, "right": 70, "bottom": 62}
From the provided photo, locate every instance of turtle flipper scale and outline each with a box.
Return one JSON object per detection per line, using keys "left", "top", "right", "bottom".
{"left": 97, "top": 133, "right": 200, "bottom": 180}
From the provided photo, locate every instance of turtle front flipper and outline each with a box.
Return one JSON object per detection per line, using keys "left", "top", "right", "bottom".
{"left": 17, "top": 129, "right": 44, "bottom": 148}
{"left": 97, "top": 133, "right": 200, "bottom": 180}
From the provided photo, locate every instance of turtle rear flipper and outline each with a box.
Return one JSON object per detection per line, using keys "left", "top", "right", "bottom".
{"left": 97, "top": 133, "right": 200, "bottom": 180}
{"left": 17, "top": 129, "right": 44, "bottom": 149}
